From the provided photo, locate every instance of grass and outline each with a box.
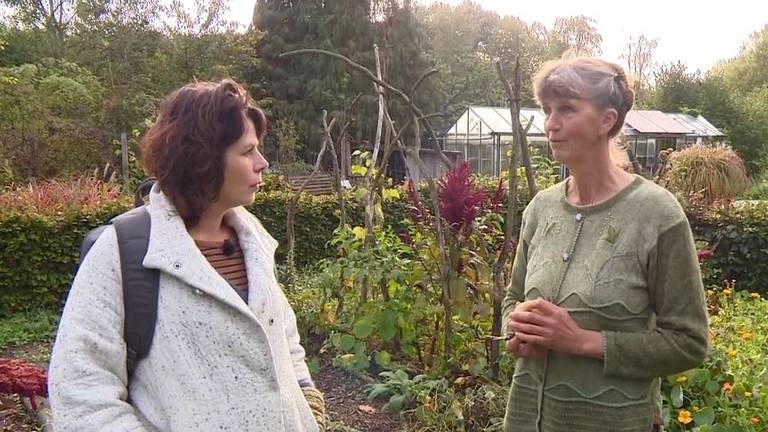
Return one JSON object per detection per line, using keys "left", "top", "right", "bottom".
{"left": 0, "top": 309, "right": 59, "bottom": 351}
{"left": 662, "top": 144, "right": 750, "bottom": 203}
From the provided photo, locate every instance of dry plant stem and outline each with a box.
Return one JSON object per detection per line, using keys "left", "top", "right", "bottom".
{"left": 285, "top": 111, "right": 337, "bottom": 287}
{"left": 496, "top": 59, "right": 538, "bottom": 197}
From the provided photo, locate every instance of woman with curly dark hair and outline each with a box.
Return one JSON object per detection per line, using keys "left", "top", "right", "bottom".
{"left": 49, "top": 79, "right": 324, "bottom": 431}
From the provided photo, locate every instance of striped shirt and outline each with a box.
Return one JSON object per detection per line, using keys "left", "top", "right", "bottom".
{"left": 194, "top": 235, "right": 249, "bottom": 303}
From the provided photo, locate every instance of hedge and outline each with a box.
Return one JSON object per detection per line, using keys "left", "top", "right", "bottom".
{"left": 690, "top": 201, "right": 768, "bottom": 295}
{"left": 0, "top": 192, "right": 408, "bottom": 316}
{"left": 0, "top": 203, "right": 129, "bottom": 317}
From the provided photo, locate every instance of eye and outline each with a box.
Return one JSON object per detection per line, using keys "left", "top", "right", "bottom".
{"left": 243, "top": 146, "right": 255, "bottom": 156}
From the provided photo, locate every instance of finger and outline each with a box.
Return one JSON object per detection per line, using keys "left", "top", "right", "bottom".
{"left": 509, "top": 311, "right": 548, "bottom": 326}
{"left": 506, "top": 319, "right": 516, "bottom": 335}
{"left": 505, "top": 336, "right": 520, "bottom": 353}
{"left": 513, "top": 331, "right": 549, "bottom": 347}
{"left": 509, "top": 321, "right": 548, "bottom": 338}
{"left": 516, "top": 297, "right": 550, "bottom": 313}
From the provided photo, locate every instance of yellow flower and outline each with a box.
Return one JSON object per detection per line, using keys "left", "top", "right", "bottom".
{"left": 750, "top": 292, "right": 761, "bottom": 299}
{"left": 707, "top": 289, "right": 714, "bottom": 296}
{"left": 692, "top": 406, "right": 700, "bottom": 412}
{"left": 728, "top": 349, "right": 738, "bottom": 357}
{"left": 678, "top": 410, "right": 693, "bottom": 425}
{"left": 723, "top": 288, "right": 732, "bottom": 295}
{"left": 745, "top": 391, "right": 753, "bottom": 397}
{"left": 740, "top": 331, "right": 753, "bottom": 340}
{"left": 676, "top": 376, "right": 688, "bottom": 383}
{"left": 722, "top": 382, "right": 733, "bottom": 392}
{"left": 351, "top": 226, "right": 366, "bottom": 240}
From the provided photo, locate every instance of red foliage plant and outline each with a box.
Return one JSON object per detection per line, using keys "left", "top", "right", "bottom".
{"left": 437, "top": 162, "right": 487, "bottom": 237}
{"left": 0, "top": 358, "right": 48, "bottom": 410}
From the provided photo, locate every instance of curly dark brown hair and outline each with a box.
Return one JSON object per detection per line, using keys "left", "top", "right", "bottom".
{"left": 141, "top": 79, "right": 267, "bottom": 228}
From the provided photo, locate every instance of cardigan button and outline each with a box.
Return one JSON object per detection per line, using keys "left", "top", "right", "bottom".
{"left": 172, "top": 261, "right": 182, "bottom": 270}
{"left": 562, "top": 252, "right": 571, "bottom": 262}
{"left": 575, "top": 213, "right": 584, "bottom": 222}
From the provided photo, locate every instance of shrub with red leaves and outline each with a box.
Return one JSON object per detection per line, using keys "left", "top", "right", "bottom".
{"left": 0, "top": 358, "right": 48, "bottom": 410}
{"left": 0, "top": 175, "right": 123, "bottom": 215}
{"left": 437, "top": 162, "right": 487, "bottom": 237}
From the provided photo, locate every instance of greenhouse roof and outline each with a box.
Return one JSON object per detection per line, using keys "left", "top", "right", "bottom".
{"left": 446, "top": 106, "right": 724, "bottom": 138}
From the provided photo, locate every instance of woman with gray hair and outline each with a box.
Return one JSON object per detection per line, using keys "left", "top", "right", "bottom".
{"left": 502, "top": 58, "right": 708, "bottom": 431}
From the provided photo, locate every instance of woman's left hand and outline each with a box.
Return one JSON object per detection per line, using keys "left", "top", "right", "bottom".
{"left": 507, "top": 298, "right": 603, "bottom": 359}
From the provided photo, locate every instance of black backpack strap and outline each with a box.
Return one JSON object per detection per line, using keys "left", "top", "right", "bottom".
{"left": 133, "top": 177, "right": 156, "bottom": 207}
{"left": 113, "top": 207, "right": 159, "bottom": 380}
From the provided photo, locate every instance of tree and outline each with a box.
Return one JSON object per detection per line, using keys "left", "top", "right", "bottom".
{"left": 0, "top": 59, "right": 109, "bottom": 179}
{"left": 417, "top": 0, "right": 505, "bottom": 122}
{"left": 416, "top": 1, "right": 553, "bottom": 131}
{"left": 0, "top": 0, "right": 75, "bottom": 44}
{"left": 714, "top": 24, "right": 768, "bottom": 94}
{"left": 707, "top": 25, "right": 768, "bottom": 172}
{"left": 550, "top": 15, "right": 602, "bottom": 57}
{"left": 647, "top": 61, "right": 702, "bottom": 113}
{"left": 251, "top": 0, "right": 377, "bottom": 159}
{"left": 621, "top": 34, "right": 657, "bottom": 105}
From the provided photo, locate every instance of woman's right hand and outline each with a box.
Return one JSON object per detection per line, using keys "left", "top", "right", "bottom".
{"left": 505, "top": 334, "right": 548, "bottom": 358}
{"left": 505, "top": 307, "right": 548, "bottom": 358}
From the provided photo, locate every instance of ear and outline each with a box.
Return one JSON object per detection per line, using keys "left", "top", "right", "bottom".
{"left": 598, "top": 108, "right": 618, "bottom": 136}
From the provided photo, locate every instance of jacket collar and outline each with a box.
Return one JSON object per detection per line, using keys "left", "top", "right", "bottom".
{"left": 141, "top": 186, "right": 279, "bottom": 318}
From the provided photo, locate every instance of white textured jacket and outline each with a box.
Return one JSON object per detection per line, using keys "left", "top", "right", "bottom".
{"left": 49, "top": 187, "right": 319, "bottom": 431}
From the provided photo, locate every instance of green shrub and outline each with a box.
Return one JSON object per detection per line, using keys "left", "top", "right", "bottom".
{"left": 740, "top": 175, "right": 768, "bottom": 199}
{"left": 691, "top": 201, "right": 768, "bottom": 296}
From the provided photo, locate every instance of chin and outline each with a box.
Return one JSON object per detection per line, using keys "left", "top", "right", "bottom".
{"left": 551, "top": 149, "right": 570, "bottom": 165}
{"left": 242, "top": 192, "right": 256, "bottom": 206}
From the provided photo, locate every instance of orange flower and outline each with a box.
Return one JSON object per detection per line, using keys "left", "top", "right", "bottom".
{"left": 751, "top": 417, "right": 760, "bottom": 425}
{"left": 740, "top": 331, "right": 753, "bottom": 340}
{"left": 750, "top": 292, "right": 761, "bottom": 299}
{"left": 722, "top": 288, "right": 732, "bottom": 295}
{"left": 678, "top": 409, "right": 693, "bottom": 425}
{"left": 722, "top": 382, "right": 733, "bottom": 392}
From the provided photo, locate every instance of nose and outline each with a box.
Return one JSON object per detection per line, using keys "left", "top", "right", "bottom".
{"left": 253, "top": 149, "right": 269, "bottom": 173}
{"left": 545, "top": 113, "right": 561, "bottom": 135}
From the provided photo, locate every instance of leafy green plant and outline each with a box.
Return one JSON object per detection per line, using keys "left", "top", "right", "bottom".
{"left": 740, "top": 173, "right": 768, "bottom": 199}
{"left": 368, "top": 369, "right": 428, "bottom": 412}
{"left": 661, "top": 288, "right": 767, "bottom": 431}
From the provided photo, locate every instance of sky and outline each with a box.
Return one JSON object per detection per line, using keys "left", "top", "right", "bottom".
{"left": 228, "top": 0, "right": 768, "bottom": 73}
